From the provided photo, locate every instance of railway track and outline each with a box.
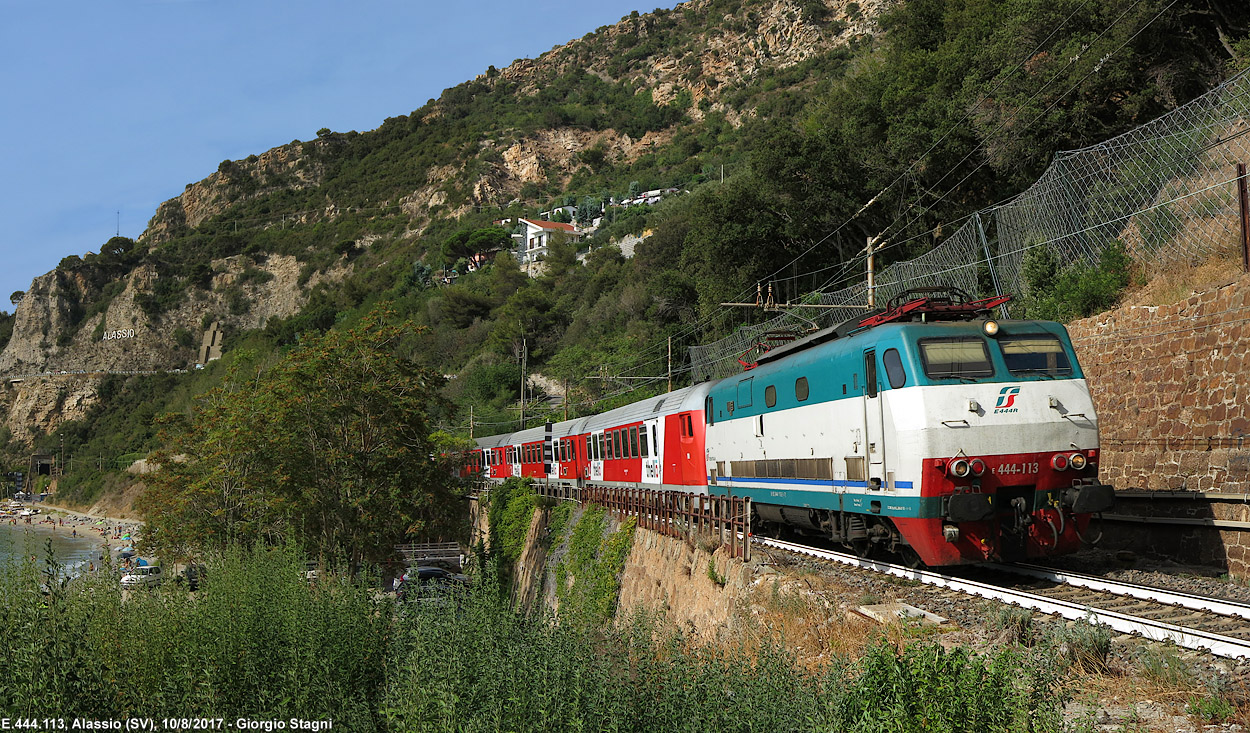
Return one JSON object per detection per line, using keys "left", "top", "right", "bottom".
{"left": 754, "top": 536, "right": 1250, "bottom": 659}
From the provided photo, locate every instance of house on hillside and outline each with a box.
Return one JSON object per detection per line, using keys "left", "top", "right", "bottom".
{"left": 516, "top": 218, "right": 581, "bottom": 265}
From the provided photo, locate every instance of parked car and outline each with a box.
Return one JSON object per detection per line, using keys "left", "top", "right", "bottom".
{"left": 120, "top": 565, "right": 163, "bottom": 589}
{"left": 394, "top": 566, "right": 468, "bottom": 601}
{"left": 178, "top": 564, "right": 207, "bottom": 591}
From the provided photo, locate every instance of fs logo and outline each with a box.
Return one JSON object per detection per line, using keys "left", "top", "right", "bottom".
{"left": 994, "top": 386, "right": 1021, "bottom": 413}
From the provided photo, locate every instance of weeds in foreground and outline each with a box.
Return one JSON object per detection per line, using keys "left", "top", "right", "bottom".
{"left": 1136, "top": 643, "right": 1193, "bottom": 687}
{"left": 985, "top": 603, "right": 1034, "bottom": 645}
{"left": 2, "top": 543, "right": 1073, "bottom": 731}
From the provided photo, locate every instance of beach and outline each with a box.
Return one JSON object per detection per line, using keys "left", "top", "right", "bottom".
{"left": 0, "top": 500, "right": 143, "bottom": 573}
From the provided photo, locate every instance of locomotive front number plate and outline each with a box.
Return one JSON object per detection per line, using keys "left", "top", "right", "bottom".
{"left": 992, "top": 462, "right": 1040, "bottom": 475}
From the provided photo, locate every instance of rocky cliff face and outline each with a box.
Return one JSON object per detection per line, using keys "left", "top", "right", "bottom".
{"left": 0, "top": 253, "right": 346, "bottom": 377}
{"left": 144, "top": 140, "right": 330, "bottom": 245}
{"left": 0, "top": 253, "right": 349, "bottom": 444}
{"left": 0, "top": 0, "right": 893, "bottom": 446}
{"left": 411, "top": 0, "right": 894, "bottom": 220}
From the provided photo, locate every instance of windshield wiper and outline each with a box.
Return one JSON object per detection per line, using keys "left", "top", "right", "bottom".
{"left": 937, "top": 374, "right": 982, "bottom": 383}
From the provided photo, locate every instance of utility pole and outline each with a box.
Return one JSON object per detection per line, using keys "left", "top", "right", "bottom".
{"left": 667, "top": 336, "right": 672, "bottom": 393}
{"left": 866, "top": 236, "right": 880, "bottom": 309}
{"left": 469, "top": 405, "right": 474, "bottom": 439}
{"left": 519, "top": 337, "right": 527, "bottom": 430}
{"left": 563, "top": 379, "right": 569, "bottom": 422}
{"left": 1239, "top": 163, "right": 1250, "bottom": 273}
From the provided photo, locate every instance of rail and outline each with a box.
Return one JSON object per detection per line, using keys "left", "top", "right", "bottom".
{"left": 756, "top": 536, "right": 1250, "bottom": 659}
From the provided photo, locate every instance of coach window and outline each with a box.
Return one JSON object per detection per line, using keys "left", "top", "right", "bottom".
{"left": 795, "top": 376, "right": 810, "bottom": 402}
{"left": 629, "top": 427, "right": 639, "bottom": 458}
{"left": 765, "top": 385, "right": 777, "bottom": 408}
{"left": 705, "top": 397, "right": 714, "bottom": 426}
{"left": 640, "top": 427, "right": 649, "bottom": 457}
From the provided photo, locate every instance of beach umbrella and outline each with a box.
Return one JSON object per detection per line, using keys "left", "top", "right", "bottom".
{"left": 136, "top": 558, "right": 148, "bottom": 566}
{"left": 121, "top": 535, "right": 131, "bottom": 540}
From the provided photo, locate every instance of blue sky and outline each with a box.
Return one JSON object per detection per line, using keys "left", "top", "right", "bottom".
{"left": 0, "top": 0, "right": 680, "bottom": 309}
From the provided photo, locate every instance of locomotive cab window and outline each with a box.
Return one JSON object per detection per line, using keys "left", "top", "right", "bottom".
{"left": 999, "top": 334, "right": 1072, "bottom": 376}
{"left": 919, "top": 338, "right": 994, "bottom": 379}
{"left": 883, "top": 348, "right": 907, "bottom": 389}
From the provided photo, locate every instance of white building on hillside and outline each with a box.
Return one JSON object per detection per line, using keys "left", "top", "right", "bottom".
{"left": 516, "top": 218, "right": 581, "bottom": 265}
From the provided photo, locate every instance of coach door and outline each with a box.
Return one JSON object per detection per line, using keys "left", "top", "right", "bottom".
{"left": 642, "top": 418, "right": 662, "bottom": 485}
{"left": 863, "top": 349, "right": 888, "bottom": 490}
{"left": 589, "top": 430, "right": 605, "bottom": 482}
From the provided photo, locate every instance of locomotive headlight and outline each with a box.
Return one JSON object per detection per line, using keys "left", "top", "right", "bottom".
{"left": 982, "top": 319, "right": 1000, "bottom": 337}
{"left": 970, "top": 458, "right": 986, "bottom": 476}
{"left": 1069, "top": 452, "right": 1088, "bottom": 470}
{"left": 950, "top": 458, "right": 972, "bottom": 478}
{"left": 1051, "top": 454, "right": 1069, "bottom": 471}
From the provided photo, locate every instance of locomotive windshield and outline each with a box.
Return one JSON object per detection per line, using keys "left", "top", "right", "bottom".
{"left": 918, "top": 338, "right": 994, "bottom": 379}
{"left": 998, "top": 334, "right": 1072, "bottom": 376}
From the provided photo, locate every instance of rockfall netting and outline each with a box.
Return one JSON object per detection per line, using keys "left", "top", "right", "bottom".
{"left": 690, "top": 68, "right": 1250, "bottom": 383}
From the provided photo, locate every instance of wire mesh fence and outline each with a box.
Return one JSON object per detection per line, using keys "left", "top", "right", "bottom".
{"left": 690, "top": 68, "right": 1250, "bottom": 383}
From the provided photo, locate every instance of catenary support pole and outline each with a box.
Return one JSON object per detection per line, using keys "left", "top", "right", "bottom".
{"left": 1239, "top": 163, "right": 1250, "bottom": 273}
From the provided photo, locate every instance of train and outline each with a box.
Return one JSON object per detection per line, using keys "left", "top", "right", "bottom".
{"left": 465, "top": 287, "right": 1115, "bottom": 566}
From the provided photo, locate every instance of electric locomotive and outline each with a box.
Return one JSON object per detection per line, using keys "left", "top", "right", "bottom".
{"left": 471, "top": 288, "right": 1114, "bottom": 567}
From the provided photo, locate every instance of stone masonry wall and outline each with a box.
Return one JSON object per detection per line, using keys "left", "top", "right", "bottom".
{"left": 1066, "top": 272, "right": 1250, "bottom": 575}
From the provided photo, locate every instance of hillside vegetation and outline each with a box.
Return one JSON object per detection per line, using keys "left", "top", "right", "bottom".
{"left": 5, "top": 0, "right": 1249, "bottom": 514}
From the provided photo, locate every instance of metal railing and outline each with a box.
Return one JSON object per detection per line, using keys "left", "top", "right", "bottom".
{"left": 580, "top": 485, "right": 752, "bottom": 561}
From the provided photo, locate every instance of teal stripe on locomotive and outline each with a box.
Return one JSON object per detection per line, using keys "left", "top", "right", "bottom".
{"left": 713, "top": 476, "right": 914, "bottom": 489}
{"left": 725, "top": 485, "right": 946, "bottom": 517}
{"left": 706, "top": 320, "right": 1083, "bottom": 424}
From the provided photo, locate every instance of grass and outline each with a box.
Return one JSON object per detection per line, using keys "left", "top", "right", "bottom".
{"left": 0, "top": 538, "right": 1082, "bottom": 731}
{"left": 0, "top": 541, "right": 388, "bottom": 726}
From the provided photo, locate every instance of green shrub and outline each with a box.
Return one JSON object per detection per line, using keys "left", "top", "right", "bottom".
{"left": 0, "top": 541, "right": 388, "bottom": 725}
{"left": 554, "top": 507, "right": 636, "bottom": 627}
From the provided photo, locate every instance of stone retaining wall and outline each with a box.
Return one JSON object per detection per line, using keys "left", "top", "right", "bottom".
{"left": 1067, "top": 272, "right": 1250, "bottom": 575}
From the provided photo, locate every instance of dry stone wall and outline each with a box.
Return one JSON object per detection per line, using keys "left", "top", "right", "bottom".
{"left": 1067, "top": 272, "right": 1250, "bottom": 574}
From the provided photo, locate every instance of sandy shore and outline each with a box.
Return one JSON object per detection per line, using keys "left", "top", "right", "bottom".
{"left": 2, "top": 502, "right": 141, "bottom": 547}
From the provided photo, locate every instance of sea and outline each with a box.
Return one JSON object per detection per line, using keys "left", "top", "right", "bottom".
{"left": 0, "top": 519, "right": 106, "bottom": 575}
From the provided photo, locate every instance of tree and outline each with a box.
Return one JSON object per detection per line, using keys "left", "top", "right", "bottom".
{"left": 141, "top": 306, "right": 467, "bottom": 566}
{"left": 577, "top": 195, "right": 601, "bottom": 224}
{"left": 442, "top": 226, "right": 512, "bottom": 264}
{"left": 9, "top": 291, "right": 22, "bottom": 307}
